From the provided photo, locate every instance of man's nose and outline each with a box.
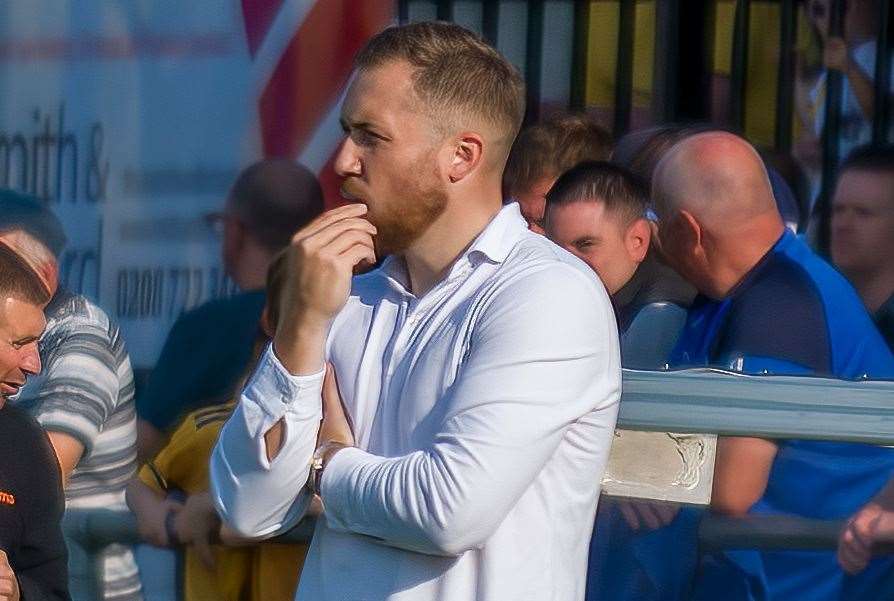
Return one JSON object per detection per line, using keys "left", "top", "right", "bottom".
{"left": 334, "top": 138, "right": 362, "bottom": 178}
{"left": 20, "top": 345, "right": 41, "bottom": 376}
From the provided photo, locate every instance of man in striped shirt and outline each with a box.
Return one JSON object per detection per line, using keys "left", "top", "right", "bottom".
{"left": 3, "top": 190, "right": 142, "bottom": 601}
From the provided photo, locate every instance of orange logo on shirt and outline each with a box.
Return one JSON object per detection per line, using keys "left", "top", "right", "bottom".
{"left": 0, "top": 492, "right": 15, "bottom": 505}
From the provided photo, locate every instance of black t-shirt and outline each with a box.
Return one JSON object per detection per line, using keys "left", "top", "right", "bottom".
{"left": 0, "top": 404, "right": 69, "bottom": 600}
{"left": 612, "top": 251, "right": 696, "bottom": 332}
{"left": 136, "top": 290, "right": 266, "bottom": 431}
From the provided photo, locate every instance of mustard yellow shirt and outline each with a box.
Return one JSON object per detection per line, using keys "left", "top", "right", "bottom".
{"left": 140, "top": 402, "right": 308, "bottom": 601}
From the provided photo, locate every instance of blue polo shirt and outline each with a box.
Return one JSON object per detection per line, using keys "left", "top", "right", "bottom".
{"left": 136, "top": 290, "right": 266, "bottom": 432}
{"left": 672, "top": 230, "right": 894, "bottom": 600}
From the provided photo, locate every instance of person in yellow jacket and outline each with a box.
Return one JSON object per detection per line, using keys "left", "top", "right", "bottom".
{"left": 126, "top": 252, "right": 312, "bottom": 601}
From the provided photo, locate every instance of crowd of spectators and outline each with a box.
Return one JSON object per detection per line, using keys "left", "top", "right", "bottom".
{"left": 1, "top": 18, "right": 894, "bottom": 601}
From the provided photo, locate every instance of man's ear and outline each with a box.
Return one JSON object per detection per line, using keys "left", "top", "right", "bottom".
{"left": 259, "top": 305, "right": 275, "bottom": 338}
{"left": 625, "top": 218, "right": 652, "bottom": 263}
{"left": 677, "top": 209, "right": 704, "bottom": 255}
{"left": 447, "top": 133, "right": 484, "bottom": 184}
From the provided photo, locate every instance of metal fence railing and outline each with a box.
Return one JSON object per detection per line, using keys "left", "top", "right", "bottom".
{"left": 397, "top": 1, "right": 894, "bottom": 250}
{"left": 65, "top": 368, "right": 894, "bottom": 599}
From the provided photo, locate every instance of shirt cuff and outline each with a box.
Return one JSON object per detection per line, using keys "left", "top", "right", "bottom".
{"left": 241, "top": 343, "right": 325, "bottom": 437}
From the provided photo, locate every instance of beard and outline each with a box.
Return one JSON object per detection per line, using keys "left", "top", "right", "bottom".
{"left": 343, "top": 158, "right": 448, "bottom": 258}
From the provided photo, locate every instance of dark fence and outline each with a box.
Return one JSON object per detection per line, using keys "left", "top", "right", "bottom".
{"left": 398, "top": 0, "right": 894, "bottom": 250}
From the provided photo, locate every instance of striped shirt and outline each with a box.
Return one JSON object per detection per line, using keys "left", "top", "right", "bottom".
{"left": 16, "top": 290, "right": 142, "bottom": 601}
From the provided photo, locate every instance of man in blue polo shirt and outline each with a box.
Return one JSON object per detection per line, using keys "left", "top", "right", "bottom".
{"left": 651, "top": 131, "right": 894, "bottom": 600}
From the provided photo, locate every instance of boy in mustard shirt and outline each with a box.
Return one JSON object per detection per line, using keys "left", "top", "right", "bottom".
{"left": 127, "top": 254, "right": 311, "bottom": 601}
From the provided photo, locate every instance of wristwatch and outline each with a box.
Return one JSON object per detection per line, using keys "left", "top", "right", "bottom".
{"left": 309, "top": 441, "right": 349, "bottom": 496}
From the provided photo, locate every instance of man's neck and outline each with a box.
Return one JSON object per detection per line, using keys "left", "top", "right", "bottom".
{"left": 403, "top": 188, "right": 503, "bottom": 297}
{"left": 845, "top": 268, "right": 894, "bottom": 313}
{"left": 710, "top": 219, "right": 785, "bottom": 299}
{"left": 232, "top": 246, "right": 273, "bottom": 291}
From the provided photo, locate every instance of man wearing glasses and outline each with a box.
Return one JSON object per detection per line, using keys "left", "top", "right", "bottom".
{"left": 135, "top": 160, "right": 323, "bottom": 462}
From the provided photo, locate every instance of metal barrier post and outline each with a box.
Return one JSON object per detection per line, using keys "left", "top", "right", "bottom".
{"left": 775, "top": 0, "right": 797, "bottom": 151}
{"left": 873, "top": 0, "right": 892, "bottom": 145}
{"left": 570, "top": 0, "right": 591, "bottom": 111}
{"left": 482, "top": 0, "right": 500, "bottom": 46}
{"left": 398, "top": 0, "right": 410, "bottom": 24}
{"left": 614, "top": 0, "right": 636, "bottom": 136}
{"left": 817, "top": 0, "right": 847, "bottom": 255}
{"left": 524, "top": 0, "right": 545, "bottom": 123}
{"left": 730, "top": 0, "right": 751, "bottom": 132}
{"left": 656, "top": 0, "right": 681, "bottom": 122}
{"left": 436, "top": 0, "right": 454, "bottom": 21}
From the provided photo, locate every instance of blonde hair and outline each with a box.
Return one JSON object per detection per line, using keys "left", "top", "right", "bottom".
{"left": 355, "top": 21, "right": 526, "bottom": 145}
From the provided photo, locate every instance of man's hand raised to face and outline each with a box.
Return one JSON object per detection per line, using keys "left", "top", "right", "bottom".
{"left": 0, "top": 551, "right": 19, "bottom": 601}
{"left": 274, "top": 203, "right": 377, "bottom": 375}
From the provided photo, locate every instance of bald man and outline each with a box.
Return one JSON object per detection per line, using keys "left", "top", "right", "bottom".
{"left": 651, "top": 132, "right": 894, "bottom": 600}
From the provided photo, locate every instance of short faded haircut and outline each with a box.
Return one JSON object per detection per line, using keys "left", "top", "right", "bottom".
{"left": 545, "top": 161, "right": 649, "bottom": 227}
{"left": 840, "top": 144, "right": 894, "bottom": 175}
{"left": 504, "top": 113, "right": 612, "bottom": 196}
{"left": 228, "top": 160, "right": 324, "bottom": 253}
{"left": 354, "top": 21, "right": 526, "bottom": 145}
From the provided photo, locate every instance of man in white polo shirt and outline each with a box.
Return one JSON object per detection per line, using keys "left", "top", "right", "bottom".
{"left": 211, "top": 21, "right": 621, "bottom": 601}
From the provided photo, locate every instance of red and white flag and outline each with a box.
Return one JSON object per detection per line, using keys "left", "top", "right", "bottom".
{"left": 241, "top": 0, "right": 395, "bottom": 207}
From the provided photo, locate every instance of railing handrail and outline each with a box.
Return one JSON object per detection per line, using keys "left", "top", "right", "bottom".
{"left": 619, "top": 368, "right": 894, "bottom": 446}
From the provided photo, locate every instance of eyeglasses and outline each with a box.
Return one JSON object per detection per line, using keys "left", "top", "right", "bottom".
{"left": 203, "top": 211, "right": 234, "bottom": 237}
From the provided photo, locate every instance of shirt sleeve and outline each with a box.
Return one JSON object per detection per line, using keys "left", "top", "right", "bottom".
{"left": 210, "top": 343, "right": 324, "bottom": 538}
{"left": 714, "top": 262, "right": 831, "bottom": 374}
{"left": 29, "top": 322, "right": 119, "bottom": 455}
{"left": 321, "top": 265, "right": 621, "bottom": 556}
{"left": 14, "top": 424, "right": 70, "bottom": 601}
{"left": 138, "top": 414, "right": 200, "bottom": 493}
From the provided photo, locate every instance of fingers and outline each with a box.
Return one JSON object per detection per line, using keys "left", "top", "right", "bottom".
{"left": 0, "top": 551, "right": 16, "bottom": 601}
{"left": 618, "top": 501, "right": 678, "bottom": 532}
{"left": 325, "top": 228, "right": 376, "bottom": 258}
{"left": 654, "top": 502, "right": 681, "bottom": 527}
{"left": 301, "top": 217, "right": 377, "bottom": 251}
{"left": 339, "top": 243, "right": 378, "bottom": 272}
{"left": 838, "top": 523, "right": 871, "bottom": 574}
{"left": 194, "top": 533, "right": 216, "bottom": 570}
{"left": 292, "top": 204, "right": 370, "bottom": 243}
{"left": 619, "top": 502, "right": 641, "bottom": 531}
{"left": 637, "top": 502, "right": 664, "bottom": 530}
{"left": 837, "top": 509, "right": 880, "bottom": 575}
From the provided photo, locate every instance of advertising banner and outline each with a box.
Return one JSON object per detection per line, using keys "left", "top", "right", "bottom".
{"left": 0, "top": 1, "right": 393, "bottom": 368}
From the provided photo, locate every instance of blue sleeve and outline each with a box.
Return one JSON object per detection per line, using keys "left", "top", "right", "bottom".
{"left": 713, "top": 261, "right": 832, "bottom": 375}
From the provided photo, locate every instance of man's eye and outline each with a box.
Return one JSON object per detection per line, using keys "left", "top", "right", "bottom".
{"left": 352, "top": 130, "right": 379, "bottom": 147}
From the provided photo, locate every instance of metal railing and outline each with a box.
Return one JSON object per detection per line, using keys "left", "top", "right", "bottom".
{"left": 65, "top": 368, "right": 894, "bottom": 598}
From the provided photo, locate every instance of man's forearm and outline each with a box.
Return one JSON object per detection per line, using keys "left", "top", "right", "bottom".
{"left": 210, "top": 344, "right": 323, "bottom": 538}
{"left": 273, "top": 315, "right": 329, "bottom": 377}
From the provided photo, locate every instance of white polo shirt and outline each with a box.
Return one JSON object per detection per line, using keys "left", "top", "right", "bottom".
{"left": 211, "top": 202, "right": 621, "bottom": 601}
